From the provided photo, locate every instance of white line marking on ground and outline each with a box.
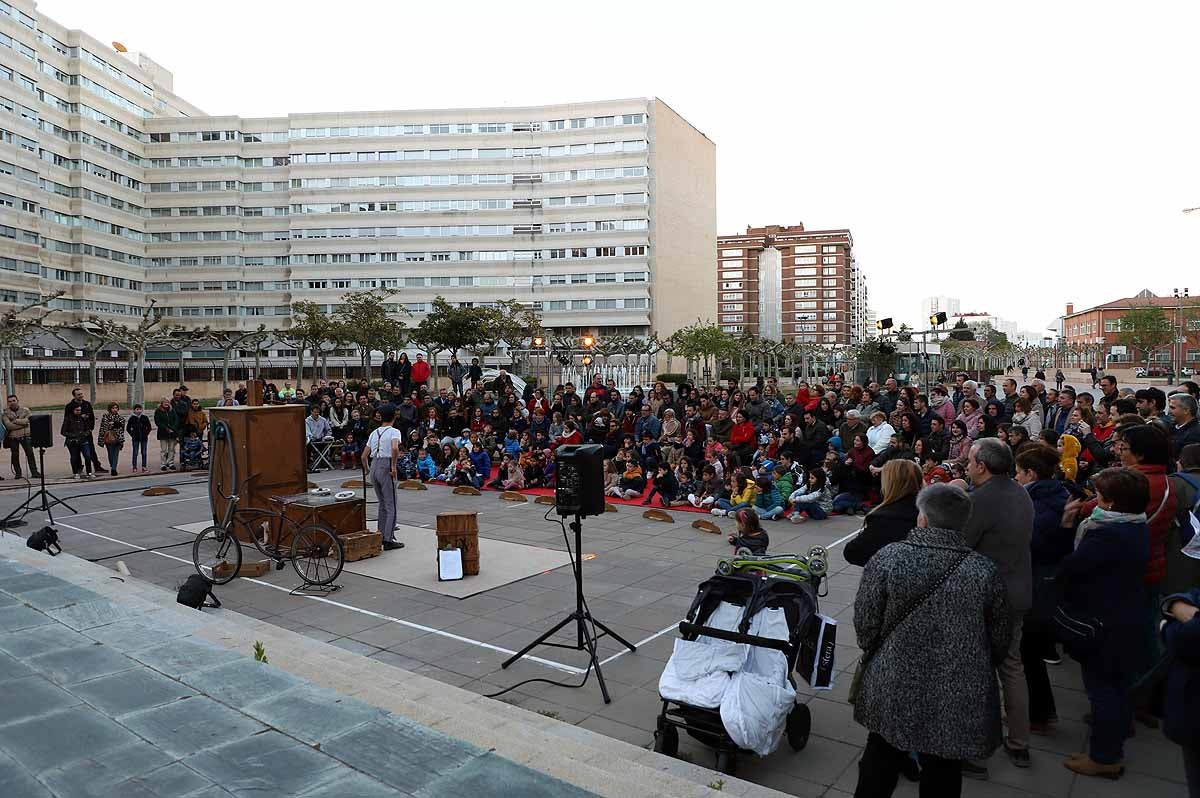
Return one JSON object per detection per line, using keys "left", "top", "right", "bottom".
{"left": 52, "top": 519, "right": 585, "bottom": 676}
{"left": 66, "top": 495, "right": 208, "bottom": 518}
{"left": 827, "top": 527, "right": 861, "bottom": 550}
{"left": 597, "top": 623, "right": 680, "bottom": 667}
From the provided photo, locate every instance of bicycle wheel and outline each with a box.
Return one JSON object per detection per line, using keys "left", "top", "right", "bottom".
{"left": 290, "top": 524, "right": 344, "bottom": 586}
{"left": 193, "top": 525, "right": 242, "bottom": 585}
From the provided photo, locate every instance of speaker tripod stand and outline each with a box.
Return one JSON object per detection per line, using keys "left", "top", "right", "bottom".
{"left": 1, "top": 448, "right": 74, "bottom": 530}
{"left": 501, "top": 513, "right": 636, "bottom": 704}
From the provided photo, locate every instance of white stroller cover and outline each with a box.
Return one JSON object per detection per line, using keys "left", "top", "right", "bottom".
{"left": 658, "top": 601, "right": 797, "bottom": 756}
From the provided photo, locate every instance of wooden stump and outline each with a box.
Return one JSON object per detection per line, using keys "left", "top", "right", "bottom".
{"left": 692, "top": 519, "right": 722, "bottom": 534}
{"left": 500, "top": 491, "right": 527, "bottom": 502}
{"left": 341, "top": 479, "right": 366, "bottom": 489}
{"left": 142, "top": 486, "right": 179, "bottom": 497}
{"left": 399, "top": 480, "right": 427, "bottom": 490}
{"left": 642, "top": 509, "right": 674, "bottom": 523}
{"left": 452, "top": 486, "right": 481, "bottom": 496}
{"left": 604, "top": 502, "right": 618, "bottom": 513}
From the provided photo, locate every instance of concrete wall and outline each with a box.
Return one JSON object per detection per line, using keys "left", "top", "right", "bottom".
{"left": 648, "top": 98, "right": 717, "bottom": 370}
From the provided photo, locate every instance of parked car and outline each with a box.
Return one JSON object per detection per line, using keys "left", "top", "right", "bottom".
{"left": 1134, "top": 366, "right": 1192, "bottom": 379}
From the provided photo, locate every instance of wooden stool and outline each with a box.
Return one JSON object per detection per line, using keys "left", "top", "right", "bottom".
{"left": 436, "top": 511, "right": 480, "bottom": 576}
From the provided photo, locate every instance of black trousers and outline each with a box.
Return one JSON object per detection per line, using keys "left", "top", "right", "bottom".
{"left": 1022, "top": 615, "right": 1058, "bottom": 723}
{"left": 854, "top": 733, "right": 962, "bottom": 798}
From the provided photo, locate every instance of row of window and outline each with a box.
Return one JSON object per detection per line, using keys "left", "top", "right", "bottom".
{"left": 720, "top": 267, "right": 841, "bottom": 279}
{"left": 147, "top": 180, "right": 286, "bottom": 193}
{"left": 287, "top": 166, "right": 647, "bottom": 189}
{"left": 38, "top": 61, "right": 155, "bottom": 118}
{"left": 37, "top": 149, "right": 143, "bottom": 189}
{"left": 39, "top": 121, "right": 145, "bottom": 166}
{"left": 287, "top": 193, "right": 647, "bottom": 216}
{"left": 152, "top": 295, "right": 649, "bottom": 318}
{"left": 40, "top": 209, "right": 146, "bottom": 243}
{"left": 283, "top": 220, "right": 648, "bottom": 241}
{"left": 719, "top": 244, "right": 843, "bottom": 256}
{"left": 40, "top": 266, "right": 142, "bottom": 290}
{"left": 289, "top": 271, "right": 650, "bottom": 290}
{"left": 144, "top": 114, "right": 645, "bottom": 145}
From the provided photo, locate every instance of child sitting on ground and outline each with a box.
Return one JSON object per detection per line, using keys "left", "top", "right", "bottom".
{"left": 674, "top": 458, "right": 697, "bottom": 499}
{"left": 341, "top": 431, "right": 360, "bottom": 469}
{"left": 688, "top": 464, "right": 723, "bottom": 508}
{"left": 416, "top": 447, "right": 437, "bottom": 481}
{"left": 487, "top": 453, "right": 514, "bottom": 489}
{"left": 642, "top": 461, "right": 679, "bottom": 508}
{"left": 611, "top": 458, "right": 645, "bottom": 499}
{"left": 773, "top": 463, "right": 795, "bottom": 501}
{"left": 788, "top": 469, "right": 832, "bottom": 522}
{"left": 727, "top": 508, "right": 769, "bottom": 555}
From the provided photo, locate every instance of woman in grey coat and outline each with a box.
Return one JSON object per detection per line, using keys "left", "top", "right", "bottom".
{"left": 852, "top": 483, "right": 1011, "bottom": 798}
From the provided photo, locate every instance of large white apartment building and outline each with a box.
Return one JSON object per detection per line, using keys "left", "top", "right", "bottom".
{"left": 0, "top": 0, "right": 715, "bottom": 383}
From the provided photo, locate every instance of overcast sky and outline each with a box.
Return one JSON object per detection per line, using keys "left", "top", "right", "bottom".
{"left": 42, "top": 0, "right": 1199, "bottom": 334}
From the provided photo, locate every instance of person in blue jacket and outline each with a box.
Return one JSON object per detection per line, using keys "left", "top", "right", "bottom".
{"left": 1014, "top": 444, "right": 1072, "bottom": 733}
{"left": 1056, "top": 467, "right": 1151, "bottom": 780}
{"left": 467, "top": 444, "right": 491, "bottom": 489}
{"left": 1160, "top": 587, "right": 1200, "bottom": 798}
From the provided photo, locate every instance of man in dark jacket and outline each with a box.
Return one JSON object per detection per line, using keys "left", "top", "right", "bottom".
{"left": 838, "top": 409, "right": 867, "bottom": 450}
{"left": 844, "top": 489, "right": 919, "bottom": 566}
{"left": 912, "top": 394, "right": 939, "bottom": 437}
{"left": 798, "top": 410, "right": 829, "bottom": 467}
{"left": 964, "top": 438, "right": 1035, "bottom": 774}
{"left": 380, "top": 351, "right": 399, "bottom": 385}
{"left": 65, "top": 387, "right": 102, "bottom": 472}
{"left": 1170, "top": 394, "right": 1200, "bottom": 459}
{"left": 153, "top": 397, "right": 181, "bottom": 471}
{"left": 1159, "top": 588, "right": 1200, "bottom": 796}
{"left": 710, "top": 408, "right": 733, "bottom": 445}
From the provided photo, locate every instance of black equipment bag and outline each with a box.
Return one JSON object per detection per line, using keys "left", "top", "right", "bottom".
{"left": 26, "top": 526, "right": 62, "bottom": 556}
{"left": 176, "top": 574, "right": 221, "bottom": 610}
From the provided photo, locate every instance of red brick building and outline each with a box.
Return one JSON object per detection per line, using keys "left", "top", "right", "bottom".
{"left": 1060, "top": 290, "right": 1200, "bottom": 371}
{"left": 716, "top": 224, "right": 867, "bottom": 345}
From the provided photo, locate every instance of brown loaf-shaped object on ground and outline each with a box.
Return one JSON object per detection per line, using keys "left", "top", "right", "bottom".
{"left": 605, "top": 503, "right": 618, "bottom": 513}
{"left": 399, "top": 480, "right": 427, "bottom": 490}
{"left": 534, "top": 495, "right": 556, "bottom": 505}
{"left": 500, "top": 491, "right": 527, "bottom": 502}
{"left": 452, "top": 486, "right": 480, "bottom": 496}
{"left": 142, "top": 486, "right": 179, "bottom": 497}
{"left": 642, "top": 509, "right": 674, "bottom": 523}
{"left": 341, "top": 480, "right": 366, "bottom": 489}
{"left": 692, "top": 519, "right": 721, "bottom": 534}
{"left": 436, "top": 511, "right": 480, "bottom": 575}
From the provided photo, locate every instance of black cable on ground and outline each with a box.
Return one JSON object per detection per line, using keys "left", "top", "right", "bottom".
{"left": 484, "top": 506, "right": 604, "bottom": 700}
{"left": 51, "top": 477, "right": 208, "bottom": 501}
{"left": 86, "top": 540, "right": 194, "bottom": 562}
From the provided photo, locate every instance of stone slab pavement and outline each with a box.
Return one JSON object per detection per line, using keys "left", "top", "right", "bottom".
{"left": 0, "top": 464, "right": 1190, "bottom": 797}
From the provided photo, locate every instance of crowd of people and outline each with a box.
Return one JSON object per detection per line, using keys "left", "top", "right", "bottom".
{"left": 8, "top": 359, "right": 1200, "bottom": 795}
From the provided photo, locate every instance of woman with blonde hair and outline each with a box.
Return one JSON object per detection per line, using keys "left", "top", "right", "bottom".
{"left": 844, "top": 459, "right": 923, "bottom": 566}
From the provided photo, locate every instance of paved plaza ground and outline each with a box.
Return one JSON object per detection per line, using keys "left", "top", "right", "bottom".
{"left": 0, "top": 463, "right": 1188, "bottom": 798}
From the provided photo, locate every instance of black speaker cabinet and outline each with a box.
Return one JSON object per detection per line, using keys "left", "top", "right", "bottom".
{"left": 29, "top": 413, "right": 52, "bottom": 448}
{"left": 555, "top": 443, "right": 606, "bottom": 518}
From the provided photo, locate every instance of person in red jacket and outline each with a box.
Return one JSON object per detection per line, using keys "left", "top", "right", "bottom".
{"left": 410, "top": 353, "right": 432, "bottom": 389}
{"left": 728, "top": 409, "right": 757, "bottom": 468}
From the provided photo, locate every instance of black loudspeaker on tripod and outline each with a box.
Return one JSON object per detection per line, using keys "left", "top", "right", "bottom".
{"left": 502, "top": 444, "right": 635, "bottom": 703}
{"left": 1, "top": 414, "right": 75, "bottom": 531}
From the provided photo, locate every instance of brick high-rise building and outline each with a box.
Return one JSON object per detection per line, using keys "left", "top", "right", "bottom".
{"left": 716, "top": 224, "right": 865, "bottom": 346}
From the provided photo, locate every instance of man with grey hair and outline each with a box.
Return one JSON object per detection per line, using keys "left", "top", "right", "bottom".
{"left": 961, "top": 437, "right": 1035, "bottom": 776}
{"left": 1169, "top": 392, "right": 1200, "bottom": 456}
{"left": 851, "top": 482, "right": 1010, "bottom": 796}
{"left": 839, "top": 408, "right": 867, "bottom": 448}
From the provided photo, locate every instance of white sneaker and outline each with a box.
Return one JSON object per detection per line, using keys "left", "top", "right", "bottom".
{"left": 687, "top": 494, "right": 700, "bottom": 507}
{"left": 789, "top": 513, "right": 806, "bottom": 523}
{"left": 710, "top": 508, "right": 725, "bottom": 517}
{"left": 72, "top": 473, "right": 81, "bottom": 480}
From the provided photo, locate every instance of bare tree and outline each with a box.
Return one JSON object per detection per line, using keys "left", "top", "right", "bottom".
{"left": 42, "top": 318, "right": 124, "bottom": 405}
{"left": 108, "top": 303, "right": 196, "bottom": 407}
{"left": 205, "top": 325, "right": 269, "bottom": 389}
{"left": 0, "top": 293, "right": 61, "bottom": 395}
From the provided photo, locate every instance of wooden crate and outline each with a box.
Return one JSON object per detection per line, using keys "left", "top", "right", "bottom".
{"left": 341, "top": 531, "right": 382, "bottom": 562}
{"left": 212, "top": 559, "right": 271, "bottom": 581}
{"left": 436, "top": 511, "right": 479, "bottom": 576}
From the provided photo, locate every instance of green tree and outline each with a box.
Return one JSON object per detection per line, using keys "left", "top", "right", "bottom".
{"left": 948, "top": 320, "right": 975, "bottom": 341}
{"left": 412, "top": 297, "right": 495, "bottom": 381}
{"left": 895, "top": 323, "right": 913, "bottom": 342}
{"left": 851, "top": 337, "right": 897, "bottom": 380}
{"left": 331, "top": 289, "right": 406, "bottom": 380}
{"left": 285, "top": 301, "right": 337, "bottom": 383}
{"left": 1116, "top": 304, "right": 1173, "bottom": 371}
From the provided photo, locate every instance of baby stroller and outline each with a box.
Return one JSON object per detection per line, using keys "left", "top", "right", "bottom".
{"left": 654, "top": 546, "right": 829, "bottom": 777}
{"left": 179, "top": 435, "right": 209, "bottom": 472}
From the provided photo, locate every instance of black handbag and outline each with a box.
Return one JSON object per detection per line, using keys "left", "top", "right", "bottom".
{"left": 1052, "top": 603, "right": 1105, "bottom": 659}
